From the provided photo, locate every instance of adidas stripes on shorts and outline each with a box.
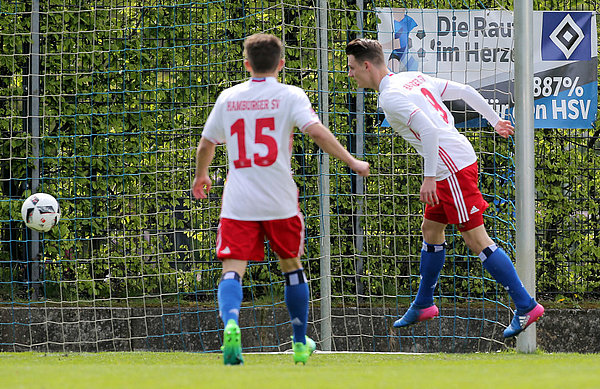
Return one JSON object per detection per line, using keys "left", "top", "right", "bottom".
{"left": 424, "top": 162, "right": 489, "bottom": 232}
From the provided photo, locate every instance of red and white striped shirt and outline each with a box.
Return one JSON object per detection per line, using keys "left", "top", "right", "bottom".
{"left": 378, "top": 72, "right": 501, "bottom": 180}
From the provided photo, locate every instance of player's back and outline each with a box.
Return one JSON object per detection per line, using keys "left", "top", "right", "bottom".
{"left": 202, "top": 77, "right": 319, "bottom": 221}
{"left": 379, "top": 71, "right": 477, "bottom": 179}
{"left": 382, "top": 72, "right": 457, "bottom": 129}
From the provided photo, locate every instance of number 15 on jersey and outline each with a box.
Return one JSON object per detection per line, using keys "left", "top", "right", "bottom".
{"left": 230, "top": 117, "right": 278, "bottom": 169}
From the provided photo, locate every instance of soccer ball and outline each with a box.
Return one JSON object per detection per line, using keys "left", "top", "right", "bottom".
{"left": 21, "top": 193, "right": 61, "bottom": 232}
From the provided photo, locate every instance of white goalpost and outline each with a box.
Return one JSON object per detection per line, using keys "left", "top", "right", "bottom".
{"left": 513, "top": 0, "right": 537, "bottom": 353}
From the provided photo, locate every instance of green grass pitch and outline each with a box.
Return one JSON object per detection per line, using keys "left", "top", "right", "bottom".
{"left": 1, "top": 351, "right": 598, "bottom": 388}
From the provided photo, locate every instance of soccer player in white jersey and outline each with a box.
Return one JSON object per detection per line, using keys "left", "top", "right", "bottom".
{"left": 193, "top": 34, "right": 370, "bottom": 365}
{"left": 345, "top": 38, "right": 543, "bottom": 338}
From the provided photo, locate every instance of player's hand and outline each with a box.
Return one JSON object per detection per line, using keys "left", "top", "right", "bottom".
{"left": 192, "top": 175, "right": 212, "bottom": 199}
{"left": 350, "top": 159, "right": 370, "bottom": 177}
{"left": 420, "top": 177, "right": 439, "bottom": 205}
{"left": 494, "top": 119, "right": 514, "bottom": 138}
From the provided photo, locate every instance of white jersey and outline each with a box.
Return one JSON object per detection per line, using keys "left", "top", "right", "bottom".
{"left": 202, "top": 77, "right": 320, "bottom": 221}
{"left": 378, "top": 72, "right": 501, "bottom": 180}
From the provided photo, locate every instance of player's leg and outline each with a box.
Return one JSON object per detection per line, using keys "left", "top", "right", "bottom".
{"left": 462, "top": 225, "right": 530, "bottom": 306}
{"left": 394, "top": 218, "right": 446, "bottom": 328}
{"left": 264, "top": 214, "right": 315, "bottom": 364}
{"left": 431, "top": 162, "right": 544, "bottom": 337}
{"left": 417, "top": 218, "right": 447, "bottom": 308}
{"left": 461, "top": 224, "right": 544, "bottom": 338}
{"left": 279, "top": 256, "right": 315, "bottom": 364}
{"left": 218, "top": 259, "right": 247, "bottom": 326}
{"left": 219, "top": 259, "right": 247, "bottom": 365}
{"left": 216, "top": 218, "right": 264, "bottom": 365}
{"left": 279, "top": 257, "right": 309, "bottom": 345}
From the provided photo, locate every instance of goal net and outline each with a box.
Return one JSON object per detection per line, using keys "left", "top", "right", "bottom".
{"left": 0, "top": 0, "right": 558, "bottom": 353}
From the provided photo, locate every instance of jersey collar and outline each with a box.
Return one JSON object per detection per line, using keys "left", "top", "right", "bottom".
{"left": 250, "top": 76, "right": 277, "bottom": 83}
{"left": 378, "top": 72, "right": 394, "bottom": 92}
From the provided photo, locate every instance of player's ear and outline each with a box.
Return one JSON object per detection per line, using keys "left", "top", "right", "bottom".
{"left": 244, "top": 59, "right": 252, "bottom": 72}
{"left": 276, "top": 58, "right": 285, "bottom": 72}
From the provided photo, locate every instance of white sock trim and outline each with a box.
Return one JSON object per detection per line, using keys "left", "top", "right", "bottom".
{"left": 479, "top": 243, "right": 498, "bottom": 261}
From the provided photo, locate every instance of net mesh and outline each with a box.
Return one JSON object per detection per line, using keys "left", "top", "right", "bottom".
{"left": 0, "top": 0, "right": 598, "bottom": 352}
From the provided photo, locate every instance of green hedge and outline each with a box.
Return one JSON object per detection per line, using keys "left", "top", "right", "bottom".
{"left": 0, "top": 1, "right": 598, "bottom": 303}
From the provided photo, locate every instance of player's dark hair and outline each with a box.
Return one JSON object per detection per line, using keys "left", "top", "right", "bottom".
{"left": 244, "top": 34, "right": 283, "bottom": 73}
{"left": 345, "top": 38, "right": 385, "bottom": 66}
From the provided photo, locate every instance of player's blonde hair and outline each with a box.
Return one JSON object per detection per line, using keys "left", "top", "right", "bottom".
{"left": 243, "top": 34, "right": 283, "bottom": 73}
{"left": 345, "top": 38, "right": 385, "bottom": 66}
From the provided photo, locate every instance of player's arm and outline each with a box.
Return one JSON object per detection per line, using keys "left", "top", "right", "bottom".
{"left": 304, "top": 122, "right": 370, "bottom": 177}
{"left": 439, "top": 80, "right": 514, "bottom": 138}
{"left": 380, "top": 94, "right": 439, "bottom": 205}
{"left": 192, "top": 137, "right": 217, "bottom": 199}
{"left": 407, "top": 110, "right": 440, "bottom": 205}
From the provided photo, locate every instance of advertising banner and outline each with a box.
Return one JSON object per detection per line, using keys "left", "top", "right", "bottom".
{"left": 376, "top": 9, "right": 597, "bottom": 128}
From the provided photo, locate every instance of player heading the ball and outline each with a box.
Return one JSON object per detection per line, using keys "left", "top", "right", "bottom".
{"left": 345, "top": 38, "right": 543, "bottom": 338}
{"left": 193, "top": 33, "right": 369, "bottom": 365}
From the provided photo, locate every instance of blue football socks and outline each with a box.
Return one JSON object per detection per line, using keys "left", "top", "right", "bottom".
{"left": 218, "top": 271, "right": 243, "bottom": 325}
{"left": 413, "top": 242, "right": 446, "bottom": 308}
{"left": 284, "top": 268, "right": 309, "bottom": 345}
{"left": 480, "top": 244, "right": 534, "bottom": 313}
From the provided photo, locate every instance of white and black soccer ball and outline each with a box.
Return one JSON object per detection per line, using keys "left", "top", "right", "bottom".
{"left": 21, "top": 193, "right": 61, "bottom": 232}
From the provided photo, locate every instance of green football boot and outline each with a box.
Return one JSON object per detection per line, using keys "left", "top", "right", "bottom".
{"left": 292, "top": 336, "right": 316, "bottom": 365}
{"left": 221, "top": 319, "right": 243, "bottom": 365}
